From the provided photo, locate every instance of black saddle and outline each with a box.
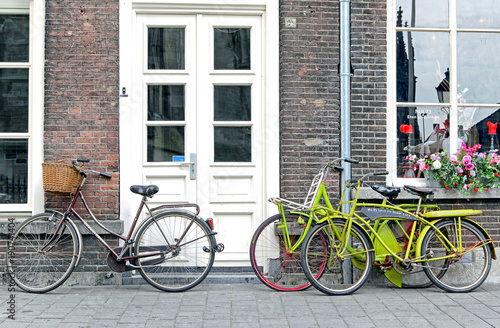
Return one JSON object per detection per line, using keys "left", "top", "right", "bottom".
{"left": 130, "top": 185, "right": 159, "bottom": 197}
{"left": 371, "top": 184, "right": 401, "bottom": 201}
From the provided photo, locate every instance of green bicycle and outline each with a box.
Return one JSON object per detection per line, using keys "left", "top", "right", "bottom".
{"left": 249, "top": 158, "right": 441, "bottom": 291}
{"left": 300, "top": 171, "right": 496, "bottom": 295}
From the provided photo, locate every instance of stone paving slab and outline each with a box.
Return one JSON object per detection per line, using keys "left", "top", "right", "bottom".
{"left": 1, "top": 283, "right": 499, "bottom": 328}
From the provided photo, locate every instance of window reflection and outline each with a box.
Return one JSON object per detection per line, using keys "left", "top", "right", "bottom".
{"left": 0, "top": 140, "right": 28, "bottom": 203}
{"left": 458, "top": 33, "right": 500, "bottom": 104}
{"left": 460, "top": 107, "right": 500, "bottom": 151}
{"left": 148, "top": 85, "right": 185, "bottom": 121}
{"left": 396, "top": 0, "right": 448, "bottom": 28}
{"left": 396, "top": 32, "right": 449, "bottom": 103}
{"left": 0, "top": 68, "right": 29, "bottom": 133}
{"left": 0, "top": 15, "right": 29, "bottom": 62}
{"left": 148, "top": 28, "right": 185, "bottom": 70}
{"left": 457, "top": 0, "right": 500, "bottom": 29}
{"left": 147, "top": 126, "right": 185, "bottom": 162}
{"left": 214, "top": 28, "right": 250, "bottom": 70}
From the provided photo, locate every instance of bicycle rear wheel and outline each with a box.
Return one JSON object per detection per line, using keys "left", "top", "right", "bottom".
{"left": 250, "top": 213, "right": 325, "bottom": 291}
{"left": 421, "top": 219, "right": 492, "bottom": 292}
{"left": 301, "top": 220, "right": 373, "bottom": 295}
{"left": 134, "top": 211, "right": 215, "bottom": 292}
{"left": 6, "top": 213, "right": 78, "bottom": 293}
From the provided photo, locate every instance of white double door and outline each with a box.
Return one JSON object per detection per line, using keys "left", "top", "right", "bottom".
{"left": 121, "top": 13, "right": 269, "bottom": 264}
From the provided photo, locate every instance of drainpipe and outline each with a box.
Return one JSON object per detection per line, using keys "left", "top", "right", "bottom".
{"left": 340, "top": 0, "right": 351, "bottom": 212}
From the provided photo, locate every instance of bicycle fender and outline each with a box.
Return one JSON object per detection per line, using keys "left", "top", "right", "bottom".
{"left": 415, "top": 218, "right": 496, "bottom": 260}
{"left": 46, "top": 210, "right": 83, "bottom": 268}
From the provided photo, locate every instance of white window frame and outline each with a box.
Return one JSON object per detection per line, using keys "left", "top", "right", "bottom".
{"left": 0, "top": 0, "right": 44, "bottom": 214}
{"left": 387, "top": 0, "right": 500, "bottom": 188}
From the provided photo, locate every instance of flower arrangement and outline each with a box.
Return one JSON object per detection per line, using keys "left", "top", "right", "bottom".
{"left": 406, "top": 143, "right": 500, "bottom": 194}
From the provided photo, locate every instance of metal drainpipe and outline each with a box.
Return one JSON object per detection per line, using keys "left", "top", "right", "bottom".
{"left": 340, "top": 0, "right": 352, "bottom": 213}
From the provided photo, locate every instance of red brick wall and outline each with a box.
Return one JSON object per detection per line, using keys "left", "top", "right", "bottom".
{"left": 44, "top": 0, "right": 120, "bottom": 219}
{"left": 279, "top": 1, "right": 341, "bottom": 203}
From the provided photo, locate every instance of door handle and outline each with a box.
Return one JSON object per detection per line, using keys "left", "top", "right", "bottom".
{"left": 180, "top": 154, "right": 196, "bottom": 180}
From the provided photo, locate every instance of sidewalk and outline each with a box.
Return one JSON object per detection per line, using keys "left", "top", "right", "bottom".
{"left": 2, "top": 282, "right": 500, "bottom": 328}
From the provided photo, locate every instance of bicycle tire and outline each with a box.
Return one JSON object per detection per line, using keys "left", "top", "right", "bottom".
{"left": 250, "top": 213, "right": 326, "bottom": 291}
{"left": 134, "top": 210, "right": 216, "bottom": 292}
{"left": 421, "top": 219, "right": 492, "bottom": 292}
{"left": 6, "top": 213, "right": 78, "bottom": 293}
{"left": 301, "top": 220, "right": 373, "bottom": 295}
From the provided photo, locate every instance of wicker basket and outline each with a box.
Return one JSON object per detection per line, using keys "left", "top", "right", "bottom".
{"left": 42, "top": 162, "right": 84, "bottom": 195}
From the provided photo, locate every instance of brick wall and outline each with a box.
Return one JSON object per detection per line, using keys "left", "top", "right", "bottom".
{"left": 279, "top": 1, "right": 342, "bottom": 203}
{"left": 44, "top": 0, "right": 120, "bottom": 219}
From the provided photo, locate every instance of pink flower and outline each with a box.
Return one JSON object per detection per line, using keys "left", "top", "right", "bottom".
{"left": 465, "top": 163, "right": 475, "bottom": 171}
{"left": 463, "top": 155, "right": 472, "bottom": 165}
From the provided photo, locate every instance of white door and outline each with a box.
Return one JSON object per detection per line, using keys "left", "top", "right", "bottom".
{"left": 122, "top": 12, "right": 267, "bottom": 265}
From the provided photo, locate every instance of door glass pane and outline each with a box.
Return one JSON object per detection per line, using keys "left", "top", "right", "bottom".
{"left": 457, "top": 0, "right": 500, "bottom": 29}
{"left": 458, "top": 33, "right": 500, "bottom": 104}
{"left": 214, "top": 28, "right": 250, "bottom": 70}
{"left": 214, "top": 86, "right": 251, "bottom": 121}
{"left": 148, "top": 85, "right": 185, "bottom": 121}
{"left": 0, "top": 68, "right": 29, "bottom": 132}
{"left": 147, "top": 126, "right": 185, "bottom": 162}
{"left": 214, "top": 127, "right": 251, "bottom": 162}
{"left": 0, "top": 14, "right": 29, "bottom": 62}
{"left": 0, "top": 139, "right": 28, "bottom": 204}
{"left": 396, "top": 32, "right": 449, "bottom": 103}
{"left": 397, "top": 106, "right": 449, "bottom": 178}
{"left": 148, "top": 27, "right": 185, "bottom": 70}
{"left": 396, "top": 0, "right": 448, "bottom": 28}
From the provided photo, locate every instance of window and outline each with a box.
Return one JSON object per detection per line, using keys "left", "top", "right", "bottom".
{"left": 1, "top": 0, "right": 44, "bottom": 212}
{"left": 389, "top": 0, "right": 500, "bottom": 185}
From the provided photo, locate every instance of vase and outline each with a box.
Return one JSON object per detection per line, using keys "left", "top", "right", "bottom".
{"left": 424, "top": 171, "right": 441, "bottom": 188}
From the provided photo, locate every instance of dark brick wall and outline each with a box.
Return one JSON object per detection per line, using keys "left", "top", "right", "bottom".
{"left": 279, "top": 0, "right": 342, "bottom": 203}
{"left": 44, "top": 0, "right": 120, "bottom": 219}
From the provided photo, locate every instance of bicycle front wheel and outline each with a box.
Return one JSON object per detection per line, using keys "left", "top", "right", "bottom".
{"left": 421, "top": 219, "right": 492, "bottom": 292}
{"left": 301, "top": 220, "right": 373, "bottom": 295}
{"left": 134, "top": 211, "right": 215, "bottom": 292}
{"left": 6, "top": 213, "right": 78, "bottom": 293}
{"left": 250, "top": 213, "right": 322, "bottom": 291}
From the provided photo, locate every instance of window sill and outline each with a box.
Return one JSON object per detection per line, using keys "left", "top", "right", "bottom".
{"left": 354, "top": 187, "right": 500, "bottom": 200}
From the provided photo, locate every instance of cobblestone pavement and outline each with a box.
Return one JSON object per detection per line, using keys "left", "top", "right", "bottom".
{"left": 1, "top": 283, "right": 500, "bottom": 328}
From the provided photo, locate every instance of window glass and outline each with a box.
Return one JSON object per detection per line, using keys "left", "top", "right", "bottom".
{"left": 148, "top": 85, "right": 185, "bottom": 121}
{"left": 0, "top": 14, "right": 29, "bottom": 62}
{"left": 214, "top": 28, "right": 250, "bottom": 70}
{"left": 214, "top": 86, "right": 251, "bottom": 121}
{"left": 396, "top": 0, "right": 448, "bottom": 28}
{"left": 396, "top": 32, "right": 449, "bottom": 103}
{"left": 214, "top": 127, "right": 251, "bottom": 162}
{"left": 0, "top": 139, "right": 28, "bottom": 203}
{"left": 457, "top": 0, "right": 500, "bottom": 29}
{"left": 0, "top": 68, "right": 29, "bottom": 132}
{"left": 147, "top": 126, "right": 185, "bottom": 162}
{"left": 148, "top": 27, "right": 185, "bottom": 70}
{"left": 397, "top": 107, "right": 450, "bottom": 178}
{"left": 457, "top": 33, "right": 500, "bottom": 104}
{"left": 459, "top": 107, "right": 500, "bottom": 151}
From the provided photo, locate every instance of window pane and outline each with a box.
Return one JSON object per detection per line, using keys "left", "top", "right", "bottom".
{"left": 396, "top": 0, "right": 448, "bottom": 28}
{"left": 148, "top": 28, "right": 185, "bottom": 70}
{"left": 459, "top": 107, "right": 500, "bottom": 151}
{"left": 214, "top": 28, "right": 250, "bottom": 70}
{"left": 148, "top": 85, "right": 185, "bottom": 121}
{"left": 0, "top": 14, "right": 29, "bottom": 62}
{"left": 457, "top": 0, "right": 500, "bottom": 29}
{"left": 397, "top": 107, "right": 449, "bottom": 178}
{"left": 0, "top": 68, "right": 29, "bottom": 133}
{"left": 147, "top": 126, "right": 184, "bottom": 162}
{"left": 214, "top": 86, "right": 251, "bottom": 121}
{"left": 458, "top": 33, "right": 500, "bottom": 104}
{"left": 214, "top": 127, "right": 251, "bottom": 162}
{"left": 0, "top": 139, "right": 28, "bottom": 204}
{"left": 396, "top": 32, "right": 449, "bottom": 103}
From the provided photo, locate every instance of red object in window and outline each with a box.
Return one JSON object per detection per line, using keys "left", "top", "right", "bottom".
{"left": 487, "top": 121, "right": 497, "bottom": 135}
{"left": 399, "top": 124, "right": 413, "bottom": 134}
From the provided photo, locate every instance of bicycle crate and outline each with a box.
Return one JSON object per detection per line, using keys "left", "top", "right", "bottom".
{"left": 42, "top": 162, "right": 83, "bottom": 195}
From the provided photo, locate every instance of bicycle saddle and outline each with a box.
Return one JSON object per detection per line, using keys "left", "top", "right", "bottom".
{"left": 130, "top": 185, "right": 159, "bottom": 197}
{"left": 404, "top": 185, "right": 434, "bottom": 197}
{"left": 371, "top": 184, "right": 401, "bottom": 201}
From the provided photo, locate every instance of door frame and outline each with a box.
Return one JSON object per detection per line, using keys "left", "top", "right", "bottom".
{"left": 119, "top": 0, "right": 279, "bottom": 230}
